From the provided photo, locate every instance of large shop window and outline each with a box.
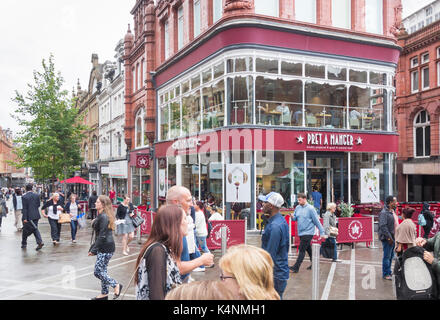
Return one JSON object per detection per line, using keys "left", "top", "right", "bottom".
{"left": 182, "top": 154, "right": 200, "bottom": 198}
{"left": 229, "top": 76, "right": 253, "bottom": 125}
{"left": 160, "top": 104, "right": 169, "bottom": 140}
{"left": 255, "top": 77, "right": 303, "bottom": 126}
{"left": 349, "top": 86, "right": 384, "bottom": 131}
{"left": 295, "top": 0, "right": 316, "bottom": 23}
{"left": 256, "top": 151, "right": 305, "bottom": 208}
{"left": 408, "top": 175, "right": 440, "bottom": 202}
{"left": 202, "top": 79, "right": 225, "bottom": 130}
{"left": 131, "top": 167, "right": 151, "bottom": 207}
{"left": 414, "top": 110, "right": 431, "bottom": 157}
{"left": 305, "top": 82, "right": 347, "bottom": 129}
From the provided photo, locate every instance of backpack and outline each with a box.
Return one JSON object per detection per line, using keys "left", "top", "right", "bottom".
{"left": 393, "top": 246, "right": 438, "bottom": 300}
{"left": 418, "top": 213, "right": 427, "bottom": 227}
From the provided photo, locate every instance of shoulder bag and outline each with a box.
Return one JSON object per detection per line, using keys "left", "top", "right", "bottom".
{"left": 329, "top": 226, "right": 339, "bottom": 237}
{"left": 58, "top": 213, "right": 71, "bottom": 224}
{"left": 131, "top": 213, "right": 145, "bottom": 228}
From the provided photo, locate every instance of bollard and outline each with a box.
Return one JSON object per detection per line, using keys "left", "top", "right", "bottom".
{"left": 369, "top": 215, "right": 378, "bottom": 249}
{"left": 221, "top": 226, "right": 227, "bottom": 256}
{"left": 289, "top": 217, "right": 292, "bottom": 256}
{"left": 312, "top": 243, "right": 320, "bottom": 300}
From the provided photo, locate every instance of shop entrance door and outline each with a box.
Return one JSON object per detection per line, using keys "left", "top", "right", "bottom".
{"left": 308, "top": 168, "right": 329, "bottom": 215}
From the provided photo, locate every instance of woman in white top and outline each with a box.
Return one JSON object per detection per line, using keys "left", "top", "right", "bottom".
{"left": 41, "top": 193, "right": 64, "bottom": 245}
{"left": 12, "top": 188, "right": 23, "bottom": 231}
{"left": 194, "top": 201, "right": 210, "bottom": 253}
{"left": 65, "top": 194, "right": 82, "bottom": 243}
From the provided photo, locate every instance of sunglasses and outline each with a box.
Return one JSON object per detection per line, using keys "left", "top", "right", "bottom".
{"left": 219, "top": 273, "right": 236, "bottom": 281}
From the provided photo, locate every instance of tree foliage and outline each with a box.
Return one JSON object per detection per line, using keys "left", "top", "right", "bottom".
{"left": 11, "top": 54, "right": 87, "bottom": 182}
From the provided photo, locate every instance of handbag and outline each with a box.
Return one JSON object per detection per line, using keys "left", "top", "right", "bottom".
{"left": 24, "top": 220, "right": 37, "bottom": 233}
{"left": 329, "top": 226, "right": 339, "bottom": 237}
{"left": 131, "top": 213, "right": 145, "bottom": 228}
{"left": 88, "top": 229, "right": 96, "bottom": 254}
{"left": 58, "top": 213, "right": 71, "bottom": 224}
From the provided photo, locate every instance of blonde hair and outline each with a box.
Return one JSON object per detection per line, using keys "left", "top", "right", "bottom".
{"left": 326, "top": 202, "right": 337, "bottom": 211}
{"left": 165, "top": 280, "right": 236, "bottom": 300}
{"left": 219, "top": 244, "right": 280, "bottom": 300}
{"left": 98, "top": 195, "right": 115, "bottom": 231}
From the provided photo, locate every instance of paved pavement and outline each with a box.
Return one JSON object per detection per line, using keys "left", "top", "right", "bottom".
{"left": 0, "top": 199, "right": 396, "bottom": 300}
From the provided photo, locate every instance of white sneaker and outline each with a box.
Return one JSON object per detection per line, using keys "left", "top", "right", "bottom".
{"left": 193, "top": 267, "right": 205, "bottom": 272}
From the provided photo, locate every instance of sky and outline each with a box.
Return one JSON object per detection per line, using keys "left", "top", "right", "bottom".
{"left": 0, "top": 0, "right": 433, "bottom": 136}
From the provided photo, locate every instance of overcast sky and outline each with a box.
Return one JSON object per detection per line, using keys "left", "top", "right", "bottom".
{"left": 0, "top": 0, "right": 433, "bottom": 136}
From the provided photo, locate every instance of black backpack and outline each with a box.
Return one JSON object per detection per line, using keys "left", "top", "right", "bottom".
{"left": 394, "top": 246, "right": 438, "bottom": 300}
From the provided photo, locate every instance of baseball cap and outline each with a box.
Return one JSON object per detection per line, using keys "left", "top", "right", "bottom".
{"left": 262, "top": 192, "right": 284, "bottom": 208}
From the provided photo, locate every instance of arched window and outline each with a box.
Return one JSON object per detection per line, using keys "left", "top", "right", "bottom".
{"left": 135, "top": 108, "right": 145, "bottom": 148}
{"left": 92, "top": 136, "right": 98, "bottom": 162}
{"left": 414, "top": 110, "right": 431, "bottom": 157}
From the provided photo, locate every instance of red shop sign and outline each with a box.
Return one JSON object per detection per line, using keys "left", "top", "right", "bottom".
{"left": 136, "top": 154, "right": 150, "bottom": 169}
{"left": 336, "top": 217, "right": 373, "bottom": 243}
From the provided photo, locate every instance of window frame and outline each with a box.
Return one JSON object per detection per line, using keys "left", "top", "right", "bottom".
{"left": 413, "top": 110, "right": 431, "bottom": 158}
{"left": 422, "top": 67, "right": 430, "bottom": 90}
{"left": 411, "top": 70, "right": 419, "bottom": 93}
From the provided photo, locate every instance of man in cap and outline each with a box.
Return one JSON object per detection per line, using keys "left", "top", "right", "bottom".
{"left": 290, "top": 193, "right": 327, "bottom": 273}
{"left": 261, "top": 192, "right": 290, "bottom": 299}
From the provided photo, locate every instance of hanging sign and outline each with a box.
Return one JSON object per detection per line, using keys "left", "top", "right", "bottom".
{"left": 360, "top": 168, "right": 380, "bottom": 203}
{"left": 226, "top": 164, "right": 251, "bottom": 203}
{"left": 136, "top": 154, "right": 150, "bottom": 169}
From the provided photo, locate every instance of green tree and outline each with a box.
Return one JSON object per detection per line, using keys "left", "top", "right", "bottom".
{"left": 11, "top": 54, "right": 87, "bottom": 185}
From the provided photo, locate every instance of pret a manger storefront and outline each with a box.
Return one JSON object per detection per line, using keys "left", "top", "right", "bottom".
{"left": 153, "top": 21, "right": 400, "bottom": 230}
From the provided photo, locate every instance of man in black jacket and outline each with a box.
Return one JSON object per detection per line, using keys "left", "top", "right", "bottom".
{"left": 378, "top": 195, "right": 397, "bottom": 280}
{"left": 21, "top": 184, "right": 44, "bottom": 250}
{"left": 88, "top": 190, "right": 98, "bottom": 219}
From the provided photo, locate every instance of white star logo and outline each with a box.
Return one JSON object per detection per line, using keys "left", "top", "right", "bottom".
{"left": 297, "top": 135, "right": 304, "bottom": 143}
{"left": 356, "top": 137, "right": 363, "bottom": 145}
{"left": 351, "top": 224, "right": 360, "bottom": 235}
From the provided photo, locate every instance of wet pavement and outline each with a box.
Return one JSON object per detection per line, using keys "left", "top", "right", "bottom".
{"left": 0, "top": 199, "right": 395, "bottom": 300}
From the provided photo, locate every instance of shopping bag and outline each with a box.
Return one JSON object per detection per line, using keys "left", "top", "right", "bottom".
{"left": 78, "top": 212, "right": 86, "bottom": 229}
{"left": 58, "top": 213, "right": 71, "bottom": 224}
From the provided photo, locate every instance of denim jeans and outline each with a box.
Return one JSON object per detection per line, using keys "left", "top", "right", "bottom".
{"left": 196, "top": 236, "right": 210, "bottom": 253}
{"left": 330, "top": 237, "right": 338, "bottom": 260}
{"left": 381, "top": 240, "right": 395, "bottom": 277}
{"left": 70, "top": 220, "right": 78, "bottom": 240}
{"left": 273, "top": 278, "right": 287, "bottom": 300}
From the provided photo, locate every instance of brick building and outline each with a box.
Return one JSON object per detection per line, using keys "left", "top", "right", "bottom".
{"left": 396, "top": 1, "right": 440, "bottom": 202}
{"left": 125, "top": 0, "right": 402, "bottom": 224}
{"left": 0, "top": 127, "right": 26, "bottom": 187}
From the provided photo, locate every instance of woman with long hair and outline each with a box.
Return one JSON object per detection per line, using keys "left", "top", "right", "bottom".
{"left": 218, "top": 244, "right": 280, "bottom": 300}
{"left": 194, "top": 201, "right": 210, "bottom": 253}
{"left": 64, "top": 193, "right": 82, "bottom": 243}
{"left": 88, "top": 195, "right": 122, "bottom": 300}
{"left": 135, "top": 205, "right": 185, "bottom": 300}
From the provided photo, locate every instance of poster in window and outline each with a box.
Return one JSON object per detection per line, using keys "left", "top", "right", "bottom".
{"left": 360, "top": 168, "right": 380, "bottom": 203}
{"left": 158, "top": 169, "right": 166, "bottom": 197}
{"left": 226, "top": 164, "right": 251, "bottom": 203}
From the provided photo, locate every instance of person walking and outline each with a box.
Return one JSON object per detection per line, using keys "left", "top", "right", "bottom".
{"left": 219, "top": 244, "right": 280, "bottom": 300}
{"left": 0, "top": 194, "right": 8, "bottom": 232}
{"left": 115, "top": 195, "right": 136, "bottom": 256}
{"left": 194, "top": 201, "right": 210, "bottom": 254}
{"left": 260, "top": 192, "right": 289, "bottom": 299}
{"left": 420, "top": 202, "right": 434, "bottom": 239}
{"left": 109, "top": 187, "right": 116, "bottom": 205}
{"left": 41, "top": 188, "right": 50, "bottom": 205}
{"left": 322, "top": 202, "right": 340, "bottom": 262}
{"left": 41, "top": 193, "right": 64, "bottom": 245}
{"left": 395, "top": 207, "right": 417, "bottom": 255}
{"left": 135, "top": 205, "right": 187, "bottom": 300}
{"left": 310, "top": 187, "right": 323, "bottom": 217}
{"left": 290, "top": 193, "right": 327, "bottom": 273}
{"left": 378, "top": 195, "right": 397, "bottom": 281}
{"left": 12, "top": 188, "right": 24, "bottom": 232}
{"left": 88, "top": 190, "right": 98, "bottom": 220}
{"left": 21, "top": 184, "right": 44, "bottom": 250}
{"left": 64, "top": 193, "right": 82, "bottom": 243}
{"left": 89, "top": 195, "right": 122, "bottom": 300}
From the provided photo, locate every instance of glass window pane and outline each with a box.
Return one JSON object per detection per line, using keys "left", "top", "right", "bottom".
{"left": 423, "top": 68, "right": 429, "bottom": 88}
{"left": 214, "top": 61, "right": 224, "bottom": 78}
{"left": 175, "top": 85, "right": 180, "bottom": 96}
{"left": 412, "top": 71, "right": 419, "bottom": 91}
{"left": 182, "top": 91, "right": 201, "bottom": 134}
{"left": 256, "top": 58, "right": 278, "bottom": 73}
{"left": 254, "top": 0, "right": 279, "bottom": 17}
{"left": 370, "top": 72, "right": 386, "bottom": 85}
{"left": 191, "top": 74, "right": 200, "bottom": 90}
{"left": 332, "top": 0, "right": 351, "bottom": 29}
{"left": 416, "top": 127, "right": 424, "bottom": 157}
{"left": 170, "top": 101, "right": 180, "bottom": 138}
{"left": 425, "top": 126, "right": 431, "bottom": 156}
{"left": 421, "top": 110, "right": 426, "bottom": 123}
{"left": 281, "top": 61, "right": 302, "bottom": 76}
{"left": 194, "top": 0, "right": 201, "bottom": 37}
{"left": 229, "top": 76, "right": 253, "bottom": 125}
{"left": 349, "top": 69, "right": 368, "bottom": 83}
{"left": 255, "top": 76, "right": 303, "bottom": 125}
{"left": 305, "top": 64, "right": 325, "bottom": 78}
{"left": 213, "top": 0, "right": 222, "bottom": 23}
{"left": 202, "top": 68, "right": 212, "bottom": 83}
{"left": 295, "top": 0, "right": 316, "bottom": 23}
{"left": 365, "top": 0, "right": 383, "bottom": 34}
{"left": 160, "top": 105, "right": 169, "bottom": 140}
{"left": 182, "top": 81, "right": 190, "bottom": 93}
{"left": 328, "top": 66, "right": 346, "bottom": 81}
{"left": 203, "top": 80, "right": 225, "bottom": 130}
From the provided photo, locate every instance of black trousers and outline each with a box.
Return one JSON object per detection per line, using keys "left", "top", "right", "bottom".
{"left": 292, "top": 235, "right": 314, "bottom": 271}
{"left": 21, "top": 219, "right": 43, "bottom": 246}
{"left": 48, "top": 217, "right": 62, "bottom": 241}
{"left": 423, "top": 226, "right": 432, "bottom": 239}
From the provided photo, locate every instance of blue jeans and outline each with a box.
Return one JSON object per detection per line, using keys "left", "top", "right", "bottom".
{"left": 196, "top": 236, "right": 210, "bottom": 253}
{"left": 70, "top": 220, "right": 78, "bottom": 240}
{"left": 273, "top": 278, "right": 287, "bottom": 300}
{"left": 381, "top": 240, "right": 395, "bottom": 278}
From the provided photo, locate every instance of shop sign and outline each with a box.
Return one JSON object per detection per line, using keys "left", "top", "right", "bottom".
{"left": 158, "top": 169, "right": 166, "bottom": 197}
{"left": 109, "top": 161, "right": 128, "bottom": 179}
{"left": 226, "top": 164, "right": 251, "bottom": 203}
{"left": 136, "top": 154, "right": 150, "bottom": 169}
{"left": 297, "top": 133, "right": 363, "bottom": 149}
{"left": 89, "top": 165, "right": 98, "bottom": 173}
{"left": 360, "top": 168, "right": 380, "bottom": 203}
{"left": 101, "top": 166, "right": 109, "bottom": 175}
{"left": 171, "top": 137, "right": 201, "bottom": 150}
